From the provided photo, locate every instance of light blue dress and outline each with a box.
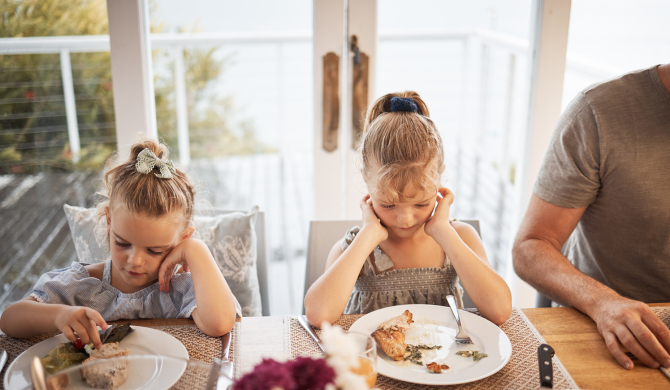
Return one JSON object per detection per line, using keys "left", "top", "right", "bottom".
{"left": 342, "top": 227, "right": 464, "bottom": 314}
{"left": 31, "top": 260, "right": 241, "bottom": 320}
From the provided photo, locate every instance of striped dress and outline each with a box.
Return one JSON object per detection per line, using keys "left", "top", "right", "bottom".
{"left": 31, "top": 260, "right": 241, "bottom": 320}
{"left": 341, "top": 227, "right": 464, "bottom": 315}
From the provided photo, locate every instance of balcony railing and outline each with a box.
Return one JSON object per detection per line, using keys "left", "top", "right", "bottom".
{"left": 0, "top": 29, "right": 623, "bottom": 165}
{"left": 0, "top": 30, "right": 624, "bottom": 313}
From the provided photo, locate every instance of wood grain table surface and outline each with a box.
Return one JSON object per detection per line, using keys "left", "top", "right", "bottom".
{"left": 522, "top": 303, "right": 670, "bottom": 390}
{"left": 114, "top": 304, "right": 670, "bottom": 390}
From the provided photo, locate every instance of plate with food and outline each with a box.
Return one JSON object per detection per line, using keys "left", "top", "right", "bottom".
{"left": 348, "top": 304, "right": 512, "bottom": 385}
{"left": 4, "top": 324, "right": 189, "bottom": 390}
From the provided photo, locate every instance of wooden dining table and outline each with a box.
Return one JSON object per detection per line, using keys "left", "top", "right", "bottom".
{"left": 112, "top": 303, "right": 670, "bottom": 390}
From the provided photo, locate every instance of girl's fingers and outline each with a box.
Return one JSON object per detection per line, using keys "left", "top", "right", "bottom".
{"left": 86, "top": 309, "right": 108, "bottom": 330}
{"left": 360, "top": 194, "right": 371, "bottom": 209}
{"left": 70, "top": 320, "right": 90, "bottom": 345}
{"left": 162, "top": 267, "right": 173, "bottom": 293}
{"left": 61, "top": 325, "right": 77, "bottom": 344}
{"left": 83, "top": 317, "right": 103, "bottom": 349}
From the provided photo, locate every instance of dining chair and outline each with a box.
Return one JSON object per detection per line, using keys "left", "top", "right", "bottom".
{"left": 302, "top": 219, "right": 481, "bottom": 313}
{"left": 535, "top": 293, "right": 553, "bottom": 308}
{"left": 213, "top": 210, "right": 270, "bottom": 316}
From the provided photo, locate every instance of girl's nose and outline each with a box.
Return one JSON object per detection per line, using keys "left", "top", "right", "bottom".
{"left": 397, "top": 211, "right": 413, "bottom": 224}
{"left": 128, "top": 251, "right": 145, "bottom": 267}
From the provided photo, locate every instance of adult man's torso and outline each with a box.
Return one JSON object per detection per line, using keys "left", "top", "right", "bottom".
{"left": 534, "top": 66, "right": 670, "bottom": 303}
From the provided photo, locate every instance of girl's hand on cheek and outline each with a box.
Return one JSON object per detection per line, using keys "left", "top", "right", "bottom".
{"left": 159, "top": 242, "right": 189, "bottom": 293}
{"left": 361, "top": 194, "right": 388, "bottom": 243}
{"left": 425, "top": 187, "right": 454, "bottom": 237}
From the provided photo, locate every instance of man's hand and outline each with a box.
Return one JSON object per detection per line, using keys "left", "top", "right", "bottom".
{"left": 592, "top": 297, "right": 670, "bottom": 369}
{"left": 54, "top": 306, "right": 108, "bottom": 349}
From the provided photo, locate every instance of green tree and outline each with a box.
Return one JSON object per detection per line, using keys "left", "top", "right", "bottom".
{"left": 0, "top": 0, "right": 270, "bottom": 173}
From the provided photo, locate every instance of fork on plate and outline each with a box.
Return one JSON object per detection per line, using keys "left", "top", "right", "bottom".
{"left": 446, "top": 294, "right": 473, "bottom": 344}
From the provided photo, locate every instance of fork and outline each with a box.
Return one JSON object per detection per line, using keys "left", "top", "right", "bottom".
{"left": 446, "top": 294, "right": 473, "bottom": 344}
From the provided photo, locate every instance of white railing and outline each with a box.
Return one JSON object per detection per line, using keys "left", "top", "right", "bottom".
{"left": 0, "top": 29, "right": 623, "bottom": 166}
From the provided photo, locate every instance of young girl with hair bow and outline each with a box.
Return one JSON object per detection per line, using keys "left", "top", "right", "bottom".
{"left": 0, "top": 139, "right": 240, "bottom": 347}
{"left": 304, "top": 91, "right": 512, "bottom": 326}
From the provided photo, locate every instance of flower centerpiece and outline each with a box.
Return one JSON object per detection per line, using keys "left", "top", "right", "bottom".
{"left": 233, "top": 323, "right": 374, "bottom": 390}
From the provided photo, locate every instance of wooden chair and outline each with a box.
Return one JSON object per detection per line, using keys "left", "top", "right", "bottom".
{"left": 302, "top": 219, "right": 481, "bottom": 313}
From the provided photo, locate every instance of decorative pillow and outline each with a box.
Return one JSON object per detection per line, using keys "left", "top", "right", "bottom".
{"left": 192, "top": 207, "right": 262, "bottom": 317}
{"left": 63, "top": 205, "right": 109, "bottom": 264}
{"left": 62, "top": 204, "right": 263, "bottom": 317}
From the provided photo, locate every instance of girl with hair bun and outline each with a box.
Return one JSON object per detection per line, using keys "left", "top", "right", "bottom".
{"left": 305, "top": 91, "right": 512, "bottom": 326}
{"left": 0, "top": 139, "right": 240, "bottom": 345}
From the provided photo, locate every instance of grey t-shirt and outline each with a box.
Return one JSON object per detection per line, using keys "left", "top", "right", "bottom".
{"left": 534, "top": 65, "right": 670, "bottom": 303}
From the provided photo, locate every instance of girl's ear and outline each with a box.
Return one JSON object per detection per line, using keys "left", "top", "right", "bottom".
{"left": 181, "top": 226, "right": 195, "bottom": 241}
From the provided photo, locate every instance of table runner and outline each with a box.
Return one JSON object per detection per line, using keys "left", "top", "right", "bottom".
{"left": 288, "top": 308, "right": 581, "bottom": 389}
{"left": 0, "top": 323, "right": 238, "bottom": 390}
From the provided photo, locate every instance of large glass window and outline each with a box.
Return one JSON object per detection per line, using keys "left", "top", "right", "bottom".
{"left": 561, "top": 0, "right": 670, "bottom": 109}
{"left": 377, "top": 0, "right": 533, "bottom": 279}
{"left": 150, "top": 0, "right": 313, "bottom": 315}
{"left": 0, "top": 0, "right": 115, "bottom": 311}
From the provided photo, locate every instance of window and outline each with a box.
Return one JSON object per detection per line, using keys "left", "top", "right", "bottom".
{"left": 0, "top": 0, "right": 115, "bottom": 311}
{"left": 562, "top": 0, "right": 670, "bottom": 109}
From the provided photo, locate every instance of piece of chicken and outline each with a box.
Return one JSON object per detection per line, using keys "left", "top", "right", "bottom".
{"left": 377, "top": 310, "right": 414, "bottom": 332}
{"left": 372, "top": 310, "right": 414, "bottom": 361}
{"left": 372, "top": 329, "right": 407, "bottom": 361}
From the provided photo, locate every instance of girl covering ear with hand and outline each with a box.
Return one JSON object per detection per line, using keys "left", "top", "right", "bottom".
{"left": 304, "top": 91, "right": 512, "bottom": 326}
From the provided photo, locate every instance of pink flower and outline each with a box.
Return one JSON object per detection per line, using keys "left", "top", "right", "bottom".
{"left": 233, "top": 358, "right": 295, "bottom": 390}
{"left": 290, "top": 357, "right": 336, "bottom": 390}
{"left": 232, "top": 357, "right": 336, "bottom": 390}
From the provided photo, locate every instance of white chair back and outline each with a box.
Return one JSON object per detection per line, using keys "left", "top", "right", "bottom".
{"left": 302, "top": 219, "right": 481, "bottom": 312}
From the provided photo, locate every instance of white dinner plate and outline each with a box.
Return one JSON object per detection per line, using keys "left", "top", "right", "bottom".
{"left": 4, "top": 326, "right": 189, "bottom": 390}
{"left": 349, "top": 304, "right": 512, "bottom": 385}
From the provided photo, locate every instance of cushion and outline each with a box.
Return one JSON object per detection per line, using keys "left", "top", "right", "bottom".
{"left": 63, "top": 204, "right": 262, "bottom": 317}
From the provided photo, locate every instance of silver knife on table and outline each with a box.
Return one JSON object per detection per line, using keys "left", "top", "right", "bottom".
{"left": 220, "top": 331, "right": 233, "bottom": 379}
{"left": 298, "top": 315, "right": 325, "bottom": 353}
{"left": 0, "top": 349, "right": 7, "bottom": 373}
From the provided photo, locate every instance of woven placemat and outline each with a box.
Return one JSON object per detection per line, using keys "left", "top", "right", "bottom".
{"left": 288, "top": 308, "right": 580, "bottom": 389}
{"left": 0, "top": 323, "right": 237, "bottom": 390}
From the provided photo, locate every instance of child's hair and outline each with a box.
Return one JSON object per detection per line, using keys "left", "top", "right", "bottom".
{"left": 359, "top": 91, "right": 445, "bottom": 202}
{"left": 96, "top": 138, "right": 196, "bottom": 230}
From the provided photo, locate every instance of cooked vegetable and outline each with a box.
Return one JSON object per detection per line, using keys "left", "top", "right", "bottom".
{"left": 41, "top": 323, "right": 134, "bottom": 376}
{"left": 403, "top": 344, "right": 442, "bottom": 365}
{"left": 456, "top": 350, "right": 488, "bottom": 361}
{"left": 41, "top": 343, "right": 88, "bottom": 376}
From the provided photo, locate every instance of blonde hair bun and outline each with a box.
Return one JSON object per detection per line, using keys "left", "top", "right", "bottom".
{"left": 359, "top": 91, "right": 444, "bottom": 202}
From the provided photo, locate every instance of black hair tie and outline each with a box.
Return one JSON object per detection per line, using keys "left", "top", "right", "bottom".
{"left": 390, "top": 97, "right": 418, "bottom": 113}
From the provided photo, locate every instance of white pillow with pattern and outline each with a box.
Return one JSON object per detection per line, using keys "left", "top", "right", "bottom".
{"left": 62, "top": 204, "right": 262, "bottom": 317}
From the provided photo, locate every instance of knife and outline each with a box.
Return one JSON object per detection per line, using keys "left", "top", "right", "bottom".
{"left": 298, "top": 315, "right": 326, "bottom": 353}
{"left": 0, "top": 349, "right": 7, "bottom": 373}
{"left": 220, "top": 331, "right": 233, "bottom": 379}
{"left": 538, "top": 343, "right": 554, "bottom": 389}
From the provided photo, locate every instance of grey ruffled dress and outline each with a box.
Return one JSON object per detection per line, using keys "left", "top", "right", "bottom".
{"left": 342, "top": 227, "right": 464, "bottom": 314}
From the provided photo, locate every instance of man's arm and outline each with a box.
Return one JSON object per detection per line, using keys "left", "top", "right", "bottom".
{"left": 513, "top": 194, "right": 670, "bottom": 370}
